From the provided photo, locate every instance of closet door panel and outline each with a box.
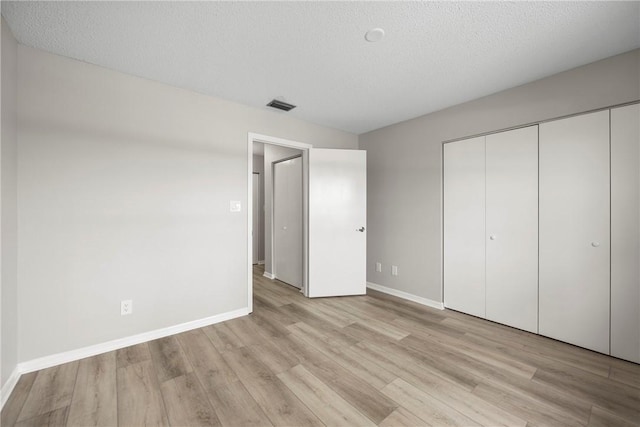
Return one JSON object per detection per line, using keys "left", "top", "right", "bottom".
{"left": 444, "top": 137, "right": 486, "bottom": 318}
{"left": 539, "top": 110, "right": 610, "bottom": 354}
{"left": 485, "top": 126, "right": 539, "bottom": 333}
{"left": 611, "top": 104, "right": 640, "bottom": 363}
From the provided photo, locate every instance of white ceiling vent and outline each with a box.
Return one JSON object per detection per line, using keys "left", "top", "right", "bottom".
{"left": 267, "top": 99, "right": 296, "bottom": 112}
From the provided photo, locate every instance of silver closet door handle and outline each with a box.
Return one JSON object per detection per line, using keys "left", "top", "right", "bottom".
{"left": 357, "top": 227, "right": 365, "bottom": 232}
{"left": 489, "top": 235, "right": 497, "bottom": 241}
{"left": 591, "top": 241, "right": 600, "bottom": 247}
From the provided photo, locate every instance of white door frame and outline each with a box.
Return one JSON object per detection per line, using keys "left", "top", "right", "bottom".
{"left": 247, "top": 133, "right": 312, "bottom": 312}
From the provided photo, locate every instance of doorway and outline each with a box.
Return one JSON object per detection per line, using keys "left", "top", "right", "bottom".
{"left": 247, "top": 133, "right": 367, "bottom": 313}
{"left": 247, "top": 134, "right": 311, "bottom": 312}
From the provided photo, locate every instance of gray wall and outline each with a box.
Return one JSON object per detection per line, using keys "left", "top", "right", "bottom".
{"left": 17, "top": 45, "right": 356, "bottom": 362}
{"left": 1, "top": 17, "right": 18, "bottom": 390}
{"left": 252, "top": 153, "right": 265, "bottom": 263}
{"left": 263, "top": 144, "right": 303, "bottom": 277}
{"left": 359, "top": 48, "right": 640, "bottom": 303}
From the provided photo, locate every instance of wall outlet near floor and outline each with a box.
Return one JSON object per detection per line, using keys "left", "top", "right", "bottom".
{"left": 375, "top": 262, "right": 382, "bottom": 272}
{"left": 391, "top": 265, "right": 398, "bottom": 276}
{"left": 121, "top": 300, "right": 133, "bottom": 316}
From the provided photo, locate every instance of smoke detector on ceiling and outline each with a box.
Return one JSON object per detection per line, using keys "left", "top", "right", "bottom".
{"left": 267, "top": 99, "right": 296, "bottom": 112}
{"left": 365, "top": 28, "right": 385, "bottom": 42}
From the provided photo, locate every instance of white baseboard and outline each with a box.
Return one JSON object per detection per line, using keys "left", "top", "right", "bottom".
{"left": 263, "top": 271, "right": 275, "bottom": 279}
{"left": 1, "top": 366, "right": 21, "bottom": 410}
{"left": 258, "top": 260, "right": 265, "bottom": 265}
{"left": 367, "top": 281, "right": 444, "bottom": 310}
{"left": 17, "top": 307, "right": 249, "bottom": 375}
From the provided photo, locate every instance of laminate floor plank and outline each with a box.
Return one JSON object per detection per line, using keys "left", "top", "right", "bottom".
{"left": 67, "top": 352, "right": 117, "bottom": 426}
{"left": 14, "top": 406, "right": 69, "bottom": 427}
{"left": 115, "top": 342, "right": 151, "bottom": 368}
{"left": 160, "top": 372, "right": 221, "bottom": 427}
{"left": 378, "top": 406, "right": 431, "bottom": 427}
{"left": 245, "top": 311, "right": 291, "bottom": 341}
{"left": 147, "top": 335, "right": 193, "bottom": 384}
{"left": 282, "top": 332, "right": 398, "bottom": 424}
{"left": 16, "top": 361, "right": 79, "bottom": 422}
{"left": 177, "top": 329, "right": 239, "bottom": 391}
{"left": 588, "top": 406, "right": 640, "bottom": 427}
{"left": 278, "top": 364, "right": 377, "bottom": 426}
{"left": 3, "top": 264, "right": 638, "bottom": 427}
{"left": 610, "top": 365, "right": 640, "bottom": 389}
{"left": 533, "top": 366, "right": 640, "bottom": 423}
{"left": 357, "top": 339, "right": 480, "bottom": 392}
{"left": 205, "top": 380, "right": 273, "bottom": 427}
{"left": 283, "top": 303, "right": 360, "bottom": 344}
{"left": 381, "top": 378, "right": 480, "bottom": 426}
{"left": 1, "top": 372, "right": 37, "bottom": 427}
{"left": 248, "top": 338, "right": 301, "bottom": 375}
{"left": 360, "top": 339, "right": 527, "bottom": 427}
{"left": 203, "top": 323, "right": 245, "bottom": 353}
{"left": 222, "top": 346, "right": 322, "bottom": 427}
{"left": 472, "top": 382, "right": 586, "bottom": 427}
{"left": 116, "top": 360, "right": 169, "bottom": 427}
{"left": 287, "top": 322, "right": 397, "bottom": 390}
{"left": 225, "top": 316, "right": 268, "bottom": 347}
{"left": 395, "top": 335, "right": 592, "bottom": 424}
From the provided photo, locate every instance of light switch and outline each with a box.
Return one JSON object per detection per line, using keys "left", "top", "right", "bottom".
{"left": 230, "top": 201, "right": 241, "bottom": 212}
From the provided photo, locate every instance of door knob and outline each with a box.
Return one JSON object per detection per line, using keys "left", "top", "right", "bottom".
{"left": 489, "top": 235, "right": 497, "bottom": 240}
{"left": 591, "top": 241, "right": 600, "bottom": 247}
{"left": 357, "top": 227, "right": 365, "bottom": 232}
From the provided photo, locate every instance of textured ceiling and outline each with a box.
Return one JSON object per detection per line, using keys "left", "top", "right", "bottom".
{"left": 2, "top": 1, "right": 639, "bottom": 134}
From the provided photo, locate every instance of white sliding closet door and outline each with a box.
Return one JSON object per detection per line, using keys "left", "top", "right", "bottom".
{"left": 611, "top": 103, "right": 640, "bottom": 363}
{"left": 485, "top": 126, "right": 539, "bottom": 333}
{"left": 539, "top": 110, "right": 610, "bottom": 354}
{"left": 444, "top": 137, "right": 486, "bottom": 318}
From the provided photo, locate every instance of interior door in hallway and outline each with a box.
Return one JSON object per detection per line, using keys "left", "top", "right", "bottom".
{"left": 273, "top": 156, "right": 303, "bottom": 288}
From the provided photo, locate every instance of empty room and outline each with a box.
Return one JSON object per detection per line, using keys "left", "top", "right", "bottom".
{"left": 1, "top": 1, "right": 639, "bottom": 426}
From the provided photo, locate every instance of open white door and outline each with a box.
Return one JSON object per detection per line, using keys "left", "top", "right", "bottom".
{"left": 308, "top": 149, "right": 366, "bottom": 297}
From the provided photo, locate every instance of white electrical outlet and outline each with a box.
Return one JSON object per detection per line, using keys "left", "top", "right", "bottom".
{"left": 391, "top": 265, "right": 398, "bottom": 276}
{"left": 121, "top": 300, "right": 132, "bottom": 316}
{"left": 375, "top": 262, "right": 382, "bottom": 272}
{"left": 230, "top": 200, "right": 241, "bottom": 212}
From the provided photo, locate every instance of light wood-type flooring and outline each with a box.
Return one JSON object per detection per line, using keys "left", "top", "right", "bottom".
{"left": 3, "top": 265, "right": 640, "bottom": 426}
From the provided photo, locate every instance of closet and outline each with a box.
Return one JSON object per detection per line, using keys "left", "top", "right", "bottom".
{"left": 443, "top": 103, "right": 640, "bottom": 362}
{"left": 444, "top": 126, "right": 538, "bottom": 333}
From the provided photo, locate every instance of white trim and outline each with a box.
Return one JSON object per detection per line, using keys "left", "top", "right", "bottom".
{"left": 263, "top": 271, "right": 275, "bottom": 280}
{"left": 257, "top": 260, "right": 265, "bottom": 265}
{"left": 1, "top": 366, "right": 21, "bottom": 410}
{"left": 367, "top": 281, "right": 445, "bottom": 310}
{"left": 17, "top": 308, "right": 248, "bottom": 375}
